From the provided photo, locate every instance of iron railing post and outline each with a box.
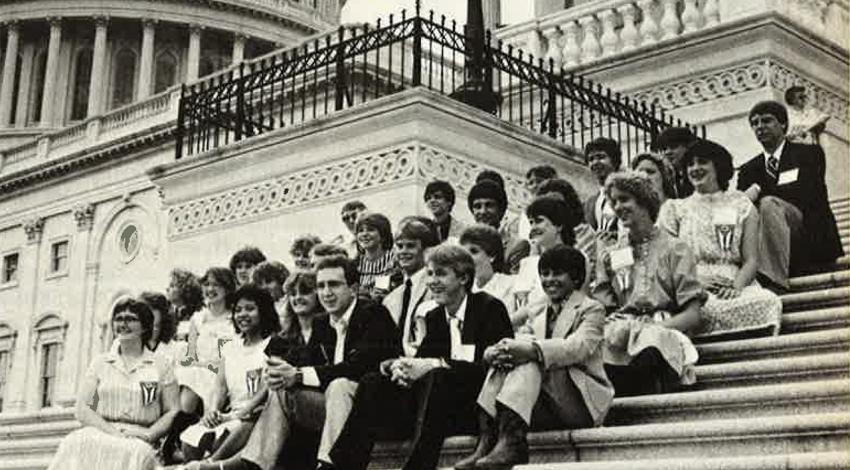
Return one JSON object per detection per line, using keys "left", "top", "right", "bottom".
{"left": 175, "top": 84, "right": 186, "bottom": 159}
{"left": 412, "top": 4, "right": 422, "bottom": 87}
{"left": 235, "top": 62, "right": 245, "bottom": 141}
{"left": 335, "top": 27, "right": 347, "bottom": 110}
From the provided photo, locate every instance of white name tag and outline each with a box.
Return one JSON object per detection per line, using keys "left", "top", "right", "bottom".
{"left": 610, "top": 247, "right": 634, "bottom": 271}
{"left": 713, "top": 207, "right": 737, "bottom": 226}
{"left": 454, "top": 344, "right": 476, "bottom": 362}
{"left": 374, "top": 275, "right": 391, "bottom": 290}
{"left": 777, "top": 168, "right": 799, "bottom": 185}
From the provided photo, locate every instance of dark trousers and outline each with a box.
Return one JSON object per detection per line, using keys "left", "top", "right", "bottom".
{"left": 330, "top": 367, "right": 482, "bottom": 470}
{"left": 604, "top": 348, "right": 679, "bottom": 397}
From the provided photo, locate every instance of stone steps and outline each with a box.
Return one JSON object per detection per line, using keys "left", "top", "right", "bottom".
{"left": 694, "top": 351, "right": 850, "bottom": 388}
{"left": 789, "top": 271, "right": 850, "bottom": 291}
{"left": 373, "top": 412, "right": 850, "bottom": 467}
{"left": 501, "top": 451, "right": 850, "bottom": 470}
{"left": 0, "top": 458, "right": 52, "bottom": 470}
{"left": 780, "top": 287, "right": 850, "bottom": 312}
{"left": 606, "top": 379, "right": 850, "bottom": 425}
{"left": 782, "top": 306, "right": 850, "bottom": 333}
{"left": 696, "top": 328, "right": 850, "bottom": 363}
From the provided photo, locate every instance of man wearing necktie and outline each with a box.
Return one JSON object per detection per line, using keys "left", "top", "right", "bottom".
{"left": 737, "top": 101, "right": 843, "bottom": 290}
{"left": 456, "top": 245, "right": 613, "bottom": 469}
{"left": 226, "top": 256, "right": 398, "bottom": 470}
{"left": 330, "top": 245, "right": 513, "bottom": 470}
{"left": 657, "top": 126, "right": 698, "bottom": 198}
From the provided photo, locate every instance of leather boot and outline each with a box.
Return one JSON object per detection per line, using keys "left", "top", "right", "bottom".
{"left": 454, "top": 410, "right": 497, "bottom": 470}
{"left": 475, "top": 406, "right": 529, "bottom": 468}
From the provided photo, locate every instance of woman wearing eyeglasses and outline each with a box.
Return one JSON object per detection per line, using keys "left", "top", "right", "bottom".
{"left": 48, "top": 298, "right": 179, "bottom": 470}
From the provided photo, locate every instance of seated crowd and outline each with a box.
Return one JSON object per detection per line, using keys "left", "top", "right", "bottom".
{"left": 48, "top": 99, "right": 843, "bottom": 470}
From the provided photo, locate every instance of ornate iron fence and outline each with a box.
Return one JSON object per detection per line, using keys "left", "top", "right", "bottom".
{"left": 176, "top": 3, "right": 705, "bottom": 161}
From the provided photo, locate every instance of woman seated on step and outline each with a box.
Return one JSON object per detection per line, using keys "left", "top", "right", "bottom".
{"left": 592, "top": 171, "right": 707, "bottom": 396}
{"left": 658, "top": 140, "right": 782, "bottom": 339}
{"left": 48, "top": 297, "right": 179, "bottom": 470}
{"left": 460, "top": 224, "right": 517, "bottom": 317}
{"left": 455, "top": 245, "right": 614, "bottom": 469}
{"left": 178, "top": 284, "right": 281, "bottom": 465}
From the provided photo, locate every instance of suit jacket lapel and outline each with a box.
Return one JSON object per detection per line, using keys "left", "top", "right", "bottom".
{"left": 551, "top": 291, "right": 584, "bottom": 339}
{"left": 532, "top": 306, "right": 547, "bottom": 340}
{"left": 461, "top": 293, "right": 476, "bottom": 343}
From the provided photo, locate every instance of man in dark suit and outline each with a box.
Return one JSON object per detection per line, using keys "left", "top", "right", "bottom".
{"left": 582, "top": 138, "right": 621, "bottom": 233}
{"left": 212, "top": 255, "right": 399, "bottom": 470}
{"left": 329, "top": 245, "right": 514, "bottom": 470}
{"left": 737, "top": 100, "right": 843, "bottom": 290}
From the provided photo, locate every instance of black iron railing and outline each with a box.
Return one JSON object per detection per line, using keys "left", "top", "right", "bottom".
{"left": 175, "top": 4, "right": 705, "bottom": 161}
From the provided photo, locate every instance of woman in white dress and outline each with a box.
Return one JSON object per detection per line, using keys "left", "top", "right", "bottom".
{"left": 658, "top": 140, "right": 782, "bottom": 339}
{"left": 180, "top": 284, "right": 282, "bottom": 464}
{"left": 48, "top": 298, "right": 178, "bottom": 470}
{"left": 460, "top": 224, "right": 516, "bottom": 316}
{"left": 139, "top": 291, "right": 185, "bottom": 364}
{"left": 177, "top": 268, "right": 238, "bottom": 415}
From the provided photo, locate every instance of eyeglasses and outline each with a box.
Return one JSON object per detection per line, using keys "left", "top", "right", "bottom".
{"left": 113, "top": 315, "right": 141, "bottom": 324}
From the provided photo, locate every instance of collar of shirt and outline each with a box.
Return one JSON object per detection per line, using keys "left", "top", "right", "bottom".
{"left": 104, "top": 345, "right": 156, "bottom": 374}
{"left": 445, "top": 293, "right": 468, "bottom": 325}
{"left": 763, "top": 139, "right": 787, "bottom": 164}
{"left": 330, "top": 297, "right": 357, "bottom": 333}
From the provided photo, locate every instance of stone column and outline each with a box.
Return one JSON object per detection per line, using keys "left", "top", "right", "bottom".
{"left": 57, "top": 203, "right": 96, "bottom": 407}
{"left": 187, "top": 24, "right": 202, "bottom": 82}
{"left": 6, "top": 217, "right": 44, "bottom": 411}
{"left": 136, "top": 19, "right": 156, "bottom": 101}
{"left": 483, "top": 0, "right": 501, "bottom": 31}
{"left": 14, "top": 43, "right": 33, "bottom": 127}
{"left": 39, "top": 17, "right": 62, "bottom": 128}
{"left": 0, "top": 21, "right": 20, "bottom": 127}
{"left": 87, "top": 16, "right": 108, "bottom": 117}
{"left": 232, "top": 33, "right": 245, "bottom": 65}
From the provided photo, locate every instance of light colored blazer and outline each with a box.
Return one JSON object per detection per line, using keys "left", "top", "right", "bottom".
{"left": 530, "top": 291, "right": 614, "bottom": 426}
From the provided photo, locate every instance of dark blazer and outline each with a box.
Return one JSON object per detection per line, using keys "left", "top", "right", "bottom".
{"left": 277, "top": 316, "right": 336, "bottom": 368}
{"left": 737, "top": 142, "right": 843, "bottom": 265}
{"left": 672, "top": 163, "right": 694, "bottom": 199}
{"left": 416, "top": 291, "right": 513, "bottom": 378}
{"left": 583, "top": 193, "right": 600, "bottom": 230}
{"left": 313, "top": 297, "right": 401, "bottom": 389}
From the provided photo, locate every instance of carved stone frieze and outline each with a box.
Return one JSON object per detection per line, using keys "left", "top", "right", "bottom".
{"left": 23, "top": 217, "right": 45, "bottom": 244}
{"left": 631, "top": 59, "right": 848, "bottom": 123}
{"left": 73, "top": 203, "right": 95, "bottom": 231}
{"left": 167, "top": 144, "right": 529, "bottom": 237}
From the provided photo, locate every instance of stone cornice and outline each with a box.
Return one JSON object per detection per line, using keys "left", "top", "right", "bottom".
{"left": 0, "top": 123, "right": 176, "bottom": 199}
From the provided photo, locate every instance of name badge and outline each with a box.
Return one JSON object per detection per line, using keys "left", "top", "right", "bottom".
{"left": 139, "top": 381, "right": 158, "bottom": 407}
{"left": 454, "top": 344, "right": 476, "bottom": 362}
{"left": 609, "top": 247, "right": 634, "bottom": 271}
{"left": 713, "top": 207, "right": 737, "bottom": 252}
{"left": 245, "top": 368, "right": 263, "bottom": 396}
{"left": 777, "top": 168, "right": 799, "bottom": 185}
{"left": 374, "top": 275, "right": 391, "bottom": 291}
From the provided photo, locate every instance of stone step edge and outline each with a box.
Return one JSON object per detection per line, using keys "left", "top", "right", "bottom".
{"left": 789, "top": 270, "right": 850, "bottom": 290}
{"left": 696, "top": 328, "right": 850, "bottom": 358}
{"left": 780, "top": 287, "right": 850, "bottom": 311}
{"left": 0, "top": 409, "right": 74, "bottom": 427}
{"left": 783, "top": 306, "right": 850, "bottom": 329}
{"left": 608, "top": 378, "right": 849, "bottom": 415}
{"left": 499, "top": 451, "right": 850, "bottom": 470}
{"left": 694, "top": 351, "right": 849, "bottom": 382}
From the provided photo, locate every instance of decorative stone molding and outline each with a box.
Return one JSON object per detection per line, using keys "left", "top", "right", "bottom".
{"left": 167, "top": 144, "right": 530, "bottom": 237}
{"left": 630, "top": 59, "right": 848, "bottom": 123}
{"left": 23, "top": 217, "right": 45, "bottom": 244}
{"left": 73, "top": 203, "right": 95, "bottom": 231}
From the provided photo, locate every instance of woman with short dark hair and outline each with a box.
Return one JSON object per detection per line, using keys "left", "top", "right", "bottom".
{"left": 354, "top": 212, "right": 396, "bottom": 301}
{"left": 48, "top": 298, "right": 178, "bottom": 470}
{"left": 658, "top": 140, "right": 782, "bottom": 339}
{"left": 460, "top": 224, "right": 516, "bottom": 316}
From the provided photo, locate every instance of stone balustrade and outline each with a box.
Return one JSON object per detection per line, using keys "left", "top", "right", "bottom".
{"left": 496, "top": 0, "right": 848, "bottom": 71}
{"left": 0, "top": 87, "right": 181, "bottom": 176}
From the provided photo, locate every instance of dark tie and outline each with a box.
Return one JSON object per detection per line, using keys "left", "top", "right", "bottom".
{"left": 401, "top": 279, "right": 415, "bottom": 342}
{"left": 546, "top": 304, "right": 558, "bottom": 339}
{"left": 767, "top": 155, "right": 779, "bottom": 180}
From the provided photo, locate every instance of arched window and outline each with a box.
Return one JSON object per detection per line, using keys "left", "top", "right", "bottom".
{"left": 29, "top": 51, "right": 47, "bottom": 124}
{"left": 31, "top": 314, "right": 67, "bottom": 408}
{"left": 154, "top": 51, "right": 178, "bottom": 93}
{"left": 0, "top": 323, "right": 16, "bottom": 412}
{"left": 70, "top": 49, "right": 93, "bottom": 121}
{"left": 112, "top": 48, "right": 137, "bottom": 109}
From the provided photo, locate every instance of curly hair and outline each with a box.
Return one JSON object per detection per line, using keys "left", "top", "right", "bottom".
{"left": 201, "top": 267, "right": 238, "bottom": 308}
{"left": 230, "top": 283, "right": 282, "bottom": 339}
{"left": 252, "top": 261, "right": 291, "bottom": 285}
{"left": 604, "top": 171, "right": 662, "bottom": 222}
{"left": 168, "top": 268, "right": 204, "bottom": 318}
{"left": 538, "top": 244, "right": 587, "bottom": 288}
{"left": 229, "top": 246, "right": 267, "bottom": 272}
{"left": 291, "top": 235, "right": 322, "bottom": 256}
{"left": 631, "top": 153, "right": 677, "bottom": 199}
{"left": 539, "top": 178, "right": 585, "bottom": 224}
{"left": 138, "top": 291, "right": 175, "bottom": 344}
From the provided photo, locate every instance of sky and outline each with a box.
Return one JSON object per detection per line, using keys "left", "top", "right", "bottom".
{"left": 340, "top": 0, "right": 533, "bottom": 26}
